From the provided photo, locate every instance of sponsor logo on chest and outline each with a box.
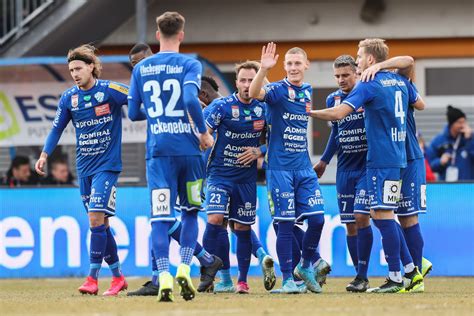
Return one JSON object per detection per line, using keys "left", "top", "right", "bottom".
{"left": 95, "top": 103, "right": 111, "bottom": 116}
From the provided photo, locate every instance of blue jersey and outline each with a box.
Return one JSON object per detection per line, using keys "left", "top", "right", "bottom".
{"left": 263, "top": 78, "right": 313, "bottom": 170}
{"left": 342, "top": 71, "right": 417, "bottom": 169}
{"left": 202, "top": 97, "right": 224, "bottom": 167}
{"left": 404, "top": 80, "right": 424, "bottom": 161}
{"left": 128, "top": 51, "right": 204, "bottom": 157}
{"left": 44, "top": 79, "right": 128, "bottom": 178}
{"left": 326, "top": 89, "right": 367, "bottom": 171}
{"left": 206, "top": 93, "right": 266, "bottom": 183}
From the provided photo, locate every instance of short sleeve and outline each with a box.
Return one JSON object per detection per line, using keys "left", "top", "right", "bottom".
{"left": 342, "top": 81, "right": 372, "bottom": 111}
{"left": 263, "top": 82, "right": 282, "bottom": 104}
{"left": 205, "top": 102, "right": 226, "bottom": 130}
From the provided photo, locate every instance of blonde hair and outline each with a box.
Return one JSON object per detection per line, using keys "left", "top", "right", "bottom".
{"left": 286, "top": 47, "right": 308, "bottom": 60}
{"left": 67, "top": 44, "right": 102, "bottom": 78}
{"left": 358, "top": 38, "right": 389, "bottom": 63}
{"left": 234, "top": 60, "right": 260, "bottom": 76}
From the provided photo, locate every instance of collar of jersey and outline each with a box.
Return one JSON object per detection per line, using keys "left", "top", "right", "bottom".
{"left": 283, "top": 77, "right": 309, "bottom": 90}
{"left": 232, "top": 92, "right": 256, "bottom": 107}
{"left": 157, "top": 50, "right": 177, "bottom": 54}
{"left": 76, "top": 79, "right": 99, "bottom": 93}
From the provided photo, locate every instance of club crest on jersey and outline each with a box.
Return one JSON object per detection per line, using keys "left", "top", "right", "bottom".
{"left": 71, "top": 94, "right": 78, "bottom": 108}
{"left": 231, "top": 106, "right": 240, "bottom": 120}
{"left": 95, "top": 103, "right": 111, "bottom": 116}
{"left": 94, "top": 92, "right": 105, "bottom": 103}
{"left": 288, "top": 87, "right": 296, "bottom": 100}
{"left": 254, "top": 106, "right": 262, "bottom": 117}
{"left": 334, "top": 96, "right": 341, "bottom": 106}
{"left": 305, "top": 90, "right": 311, "bottom": 100}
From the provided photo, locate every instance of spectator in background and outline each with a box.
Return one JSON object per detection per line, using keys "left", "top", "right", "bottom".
{"left": 42, "top": 157, "right": 74, "bottom": 185}
{"left": 1, "top": 156, "right": 38, "bottom": 187}
{"left": 417, "top": 133, "right": 436, "bottom": 182}
{"left": 427, "top": 105, "right": 474, "bottom": 181}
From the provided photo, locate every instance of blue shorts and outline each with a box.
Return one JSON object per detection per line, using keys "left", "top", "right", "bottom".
{"left": 336, "top": 169, "right": 370, "bottom": 224}
{"left": 79, "top": 171, "right": 120, "bottom": 217}
{"left": 367, "top": 168, "right": 401, "bottom": 211}
{"left": 267, "top": 168, "right": 324, "bottom": 223}
{"left": 397, "top": 158, "right": 427, "bottom": 216}
{"left": 205, "top": 178, "right": 256, "bottom": 225}
{"left": 147, "top": 156, "right": 205, "bottom": 222}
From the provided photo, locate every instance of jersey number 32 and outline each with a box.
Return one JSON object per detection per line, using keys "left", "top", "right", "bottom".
{"left": 144, "top": 79, "right": 183, "bottom": 118}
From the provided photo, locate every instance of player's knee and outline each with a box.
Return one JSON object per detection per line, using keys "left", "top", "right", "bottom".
{"left": 233, "top": 222, "right": 250, "bottom": 231}
{"left": 355, "top": 213, "right": 370, "bottom": 229}
{"left": 346, "top": 223, "right": 357, "bottom": 236}
{"left": 398, "top": 215, "right": 418, "bottom": 228}
{"left": 208, "top": 214, "right": 224, "bottom": 225}
{"left": 88, "top": 212, "right": 105, "bottom": 227}
{"left": 370, "top": 209, "right": 394, "bottom": 220}
{"left": 307, "top": 214, "right": 325, "bottom": 230}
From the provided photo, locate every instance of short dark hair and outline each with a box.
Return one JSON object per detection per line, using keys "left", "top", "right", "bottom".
{"left": 156, "top": 12, "right": 185, "bottom": 38}
{"left": 201, "top": 76, "right": 219, "bottom": 92}
{"left": 333, "top": 55, "right": 357, "bottom": 71}
{"left": 129, "top": 43, "right": 151, "bottom": 57}
{"left": 11, "top": 156, "right": 30, "bottom": 169}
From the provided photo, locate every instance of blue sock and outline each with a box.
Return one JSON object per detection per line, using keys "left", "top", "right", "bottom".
{"left": 151, "top": 271, "right": 159, "bottom": 287}
{"left": 219, "top": 269, "right": 232, "bottom": 284}
{"left": 151, "top": 221, "right": 171, "bottom": 274}
{"left": 302, "top": 215, "right": 324, "bottom": 268}
{"left": 104, "top": 227, "right": 122, "bottom": 277}
{"left": 292, "top": 233, "right": 302, "bottom": 272}
{"left": 234, "top": 229, "right": 252, "bottom": 283}
{"left": 396, "top": 223, "right": 414, "bottom": 268}
{"left": 403, "top": 224, "right": 424, "bottom": 271}
{"left": 168, "top": 220, "right": 206, "bottom": 258}
{"left": 89, "top": 224, "right": 107, "bottom": 279}
{"left": 373, "top": 219, "right": 400, "bottom": 273}
{"left": 203, "top": 222, "right": 220, "bottom": 257}
{"left": 196, "top": 248, "right": 215, "bottom": 267}
{"left": 180, "top": 211, "right": 198, "bottom": 265}
{"left": 251, "top": 229, "right": 265, "bottom": 260}
{"left": 217, "top": 225, "right": 230, "bottom": 271}
{"left": 347, "top": 234, "right": 358, "bottom": 272}
{"left": 356, "top": 225, "right": 373, "bottom": 280}
{"left": 151, "top": 249, "right": 158, "bottom": 284}
{"left": 276, "top": 221, "right": 294, "bottom": 281}
{"left": 256, "top": 247, "right": 267, "bottom": 263}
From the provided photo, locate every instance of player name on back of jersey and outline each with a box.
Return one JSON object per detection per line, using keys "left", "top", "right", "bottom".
{"left": 139, "top": 64, "right": 184, "bottom": 76}
{"left": 391, "top": 127, "right": 407, "bottom": 142}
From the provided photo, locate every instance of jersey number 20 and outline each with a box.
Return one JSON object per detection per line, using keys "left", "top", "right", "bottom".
{"left": 144, "top": 79, "right": 183, "bottom": 118}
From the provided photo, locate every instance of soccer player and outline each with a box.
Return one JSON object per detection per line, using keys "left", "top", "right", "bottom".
{"left": 313, "top": 55, "right": 373, "bottom": 292}
{"left": 128, "top": 12, "right": 214, "bottom": 302}
{"left": 35, "top": 44, "right": 129, "bottom": 296}
{"left": 361, "top": 55, "right": 430, "bottom": 291}
{"left": 308, "top": 38, "right": 423, "bottom": 293}
{"left": 201, "top": 61, "right": 275, "bottom": 294}
{"left": 249, "top": 43, "right": 326, "bottom": 294}
{"left": 126, "top": 45, "right": 223, "bottom": 297}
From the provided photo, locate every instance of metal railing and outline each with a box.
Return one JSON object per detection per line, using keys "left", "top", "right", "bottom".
{"left": 0, "top": 0, "right": 59, "bottom": 46}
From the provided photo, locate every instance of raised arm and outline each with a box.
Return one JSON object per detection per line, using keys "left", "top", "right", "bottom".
{"left": 249, "top": 42, "right": 279, "bottom": 100}
{"left": 361, "top": 56, "right": 415, "bottom": 82}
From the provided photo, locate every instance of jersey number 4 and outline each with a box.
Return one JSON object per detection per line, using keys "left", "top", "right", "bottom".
{"left": 143, "top": 79, "right": 183, "bottom": 118}
{"left": 394, "top": 90, "right": 405, "bottom": 124}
